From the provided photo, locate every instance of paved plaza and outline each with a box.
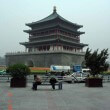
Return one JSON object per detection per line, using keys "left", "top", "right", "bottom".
{"left": 0, "top": 82, "right": 110, "bottom": 110}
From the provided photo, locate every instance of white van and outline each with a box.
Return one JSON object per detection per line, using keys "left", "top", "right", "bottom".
{"left": 82, "top": 68, "right": 90, "bottom": 75}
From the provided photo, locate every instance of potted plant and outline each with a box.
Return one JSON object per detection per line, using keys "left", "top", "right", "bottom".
{"left": 85, "top": 48, "right": 109, "bottom": 87}
{"left": 6, "top": 64, "right": 30, "bottom": 87}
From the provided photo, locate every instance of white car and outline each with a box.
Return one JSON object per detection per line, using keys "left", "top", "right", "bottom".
{"left": 63, "top": 72, "right": 87, "bottom": 83}
{"left": 72, "top": 72, "right": 87, "bottom": 82}
{"left": 63, "top": 75, "right": 74, "bottom": 83}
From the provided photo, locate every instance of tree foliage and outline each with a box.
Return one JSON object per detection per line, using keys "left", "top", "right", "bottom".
{"left": 85, "top": 48, "right": 109, "bottom": 76}
{"left": 6, "top": 64, "right": 30, "bottom": 78}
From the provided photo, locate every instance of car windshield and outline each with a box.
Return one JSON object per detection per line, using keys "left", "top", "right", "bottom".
{"left": 82, "top": 69, "right": 90, "bottom": 74}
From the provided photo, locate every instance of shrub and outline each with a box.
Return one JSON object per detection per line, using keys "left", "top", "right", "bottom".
{"left": 6, "top": 64, "right": 30, "bottom": 78}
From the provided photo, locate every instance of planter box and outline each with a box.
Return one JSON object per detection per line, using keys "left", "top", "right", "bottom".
{"left": 85, "top": 78, "right": 103, "bottom": 87}
{"left": 10, "top": 77, "right": 27, "bottom": 87}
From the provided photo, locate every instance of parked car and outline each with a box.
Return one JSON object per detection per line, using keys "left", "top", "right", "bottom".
{"left": 0, "top": 70, "right": 7, "bottom": 75}
{"left": 63, "top": 72, "right": 87, "bottom": 83}
{"left": 82, "top": 68, "right": 90, "bottom": 75}
{"left": 72, "top": 72, "right": 87, "bottom": 82}
{"left": 63, "top": 74, "right": 74, "bottom": 83}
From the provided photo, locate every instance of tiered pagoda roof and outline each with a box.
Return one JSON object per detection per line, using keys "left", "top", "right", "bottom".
{"left": 24, "top": 7, "right": 84, "bottom": 35}
{"left": 21, "top": 7, "right": 87, "bottom": 50}
{"left": 26, "top": 7, "right": 82, "bottom": 28}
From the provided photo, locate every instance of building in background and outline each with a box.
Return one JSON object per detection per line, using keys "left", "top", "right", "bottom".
{"left": 0, "top": 57, "right": 5, "bottom": 66}
{"left": 6, "top": 7, "right": 88, "bottom": 67}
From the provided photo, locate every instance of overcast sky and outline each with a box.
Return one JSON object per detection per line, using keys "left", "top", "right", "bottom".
{"left": 0, "top": 0, "right": 110, "bottom": 60}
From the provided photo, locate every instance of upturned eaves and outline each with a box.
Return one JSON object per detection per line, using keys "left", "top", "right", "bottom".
{"left": 26, "top": 11, "right": 82, "bottom": 28}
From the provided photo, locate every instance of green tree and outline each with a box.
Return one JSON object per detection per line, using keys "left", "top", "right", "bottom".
{"left": 85, "top": 48, "right": 109, "bottom": 76}
{"left": 6, "top": 64, "right": 30, "bottom": 78}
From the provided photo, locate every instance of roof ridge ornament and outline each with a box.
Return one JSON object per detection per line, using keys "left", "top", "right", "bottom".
{"left": 53, "top": 6, "right": 57, "bottom": 13}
